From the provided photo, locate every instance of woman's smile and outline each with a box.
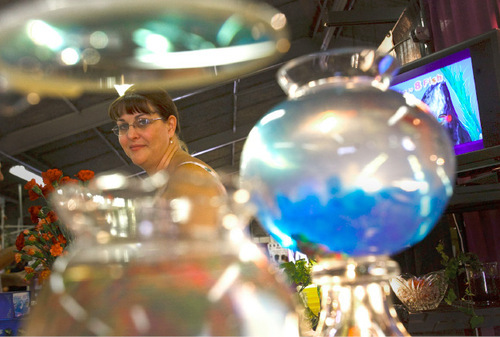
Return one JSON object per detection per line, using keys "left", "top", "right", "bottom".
{"left": 129, "top": 144, "right": 146, "bottom": 151}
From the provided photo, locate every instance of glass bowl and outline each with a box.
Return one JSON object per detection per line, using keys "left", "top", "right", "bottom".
{"left": 390, "top": 270, "right": 448, "bottom": 312}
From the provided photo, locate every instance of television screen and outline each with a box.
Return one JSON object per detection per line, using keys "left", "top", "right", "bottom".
{"left": 390, "top": 48, "right": 484, "bottom": 155}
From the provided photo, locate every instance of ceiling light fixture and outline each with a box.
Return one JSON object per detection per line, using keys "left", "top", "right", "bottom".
{"left": 114, "top": 84, "right": 133, "bottom": 96}
{"left": 9, "top": 165, "right": 43, "bottom": 184}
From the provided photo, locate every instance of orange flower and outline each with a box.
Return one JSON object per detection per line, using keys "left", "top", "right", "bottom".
{"left": 35, "top": 219, "right": 47, "bottom": 231}
{"left": 28, "top": 235, "right": 36, "bottom": 242}
{"left": 50, "top": 243, "right": 63, "bottom": 257}
{"left": 24, "top": 267, "right": 34, "bottom": 274}
{"left": 57, "top": 234, "right": 67, "bottom": 245}
{"left": 42, "top": 233, "right": 50, "bottom": 241}
{"left": 42, "top": 168, "right": 63, "bottom": 185}
{"left": 15, "top": 253, "right": 22, "bottom": 264}
{"left": 28, "top": 206, "right": 42, "bottom": 223}
{"left": 27, "top": 248, "right": 36, "bottom": 256}
{"left": 39, "top": 270, "right": 51, "bottom": 282}
{"left": 75, "top": 170, "right": 95, "bottom": 182}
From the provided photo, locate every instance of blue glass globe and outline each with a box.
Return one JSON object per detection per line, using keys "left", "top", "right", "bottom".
{"left": 240, "top": 49, "right": 456, "bottom": 257}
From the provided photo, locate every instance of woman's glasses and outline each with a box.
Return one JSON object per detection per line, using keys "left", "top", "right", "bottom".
{"left": 112, "top": 117, "right": 163, "bottom": 136}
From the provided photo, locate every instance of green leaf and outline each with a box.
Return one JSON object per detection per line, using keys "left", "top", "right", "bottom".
{"left": 470, "top": 315, "right": 484, "bottom": 329}
{"left": 456, "top": 305, "right": 473, "bottom": 315}
{"left": 32, "top": 185, "right": 43, "bottom": 195}
{"left": 31, "top": 259, "right": 41, "bottom": 269}
{"left": 279, "top": 259, "right": 313, "bottom": 292}
{"left": 445, "top": 288, "right": 457, "bottom": 304}
{"left": 43, "top": 222, "right": 59, "bottom": 238}
{"left": 39, "top": 206, "right": 51, "bottom": 217}
{"left": 20, "top": 255, "right": 33, "bottom": 262}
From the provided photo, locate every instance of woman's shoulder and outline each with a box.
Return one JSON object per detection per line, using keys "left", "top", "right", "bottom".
{"left": 177, "top": 160, "right": 216, "bottom": 175}
{"left": 170, "top": 151, "right": 215, "bottom": 175}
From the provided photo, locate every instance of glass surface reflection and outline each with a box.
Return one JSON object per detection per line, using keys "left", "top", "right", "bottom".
{"left": 0, "top": 0, "right": 289, "bottom": 97}
{"left": 22, "top": 171, "right": 299, "bottom": 336}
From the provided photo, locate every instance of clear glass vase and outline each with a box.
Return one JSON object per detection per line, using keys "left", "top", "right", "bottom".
{"left": 22, "top": 171, "right": 299, "bottom": 336}
{"left": 240, "top": 48, "right": 457, "bottom": 335}
{"left": 312, "top": 256, "right": 408, "bottom": 336}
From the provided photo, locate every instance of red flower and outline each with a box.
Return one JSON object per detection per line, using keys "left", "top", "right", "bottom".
{"left": 15, "top": 233, "right": 25, "bottom": 251}
{"left": 41, "top": 183, "right": 55, "bottom": 197}
{"left": 75, "top": 170, "right": 95, "bottom": 182}
{"left": 42, "top": 169, "right": 63, "bottom": 185}
{"left": 28, "top": 190, "right": 41, "bottom": 201}
{"left": 18, "top": 168, "right": 93, "bottom": 284}
{"left": 24, "top": 179, "right": 38, "bottom": 191}
{"left": 46, "top": 211, "right": 58, "bottom": 223}
{"left": 50, "top": 243, "right": 63, "bottom": 257}
{"left": 28, "top": 206, "right": 42, "bottom": 223}
{"left": 60, "top": 176, "right": 78, "bottom": 185}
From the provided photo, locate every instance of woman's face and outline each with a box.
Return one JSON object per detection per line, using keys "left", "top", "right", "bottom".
{"left": 117, "top": 112, "right": 176, "bottom": 173}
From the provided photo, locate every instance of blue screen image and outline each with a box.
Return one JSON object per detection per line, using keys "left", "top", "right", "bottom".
{"left": 390, "top": 50, "right": 483, "bottom": 155}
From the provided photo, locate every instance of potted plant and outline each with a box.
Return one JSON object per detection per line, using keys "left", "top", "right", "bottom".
{"left": 280, "top": 259, "right": 320, "bottom": 331}
{"left": 436, "top": 242, "right": 484, "bottom": 329}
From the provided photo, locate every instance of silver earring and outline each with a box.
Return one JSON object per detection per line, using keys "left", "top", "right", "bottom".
{"left": 170, "top": 139, "right": 173, "bottom": 144}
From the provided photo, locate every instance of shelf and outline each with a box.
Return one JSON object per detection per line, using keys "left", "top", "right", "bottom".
{"left": 447, "top": 183, "right": 500, "bottom": 213}
{"left": 396, "top": 303, "right": 500, "bottom": 335}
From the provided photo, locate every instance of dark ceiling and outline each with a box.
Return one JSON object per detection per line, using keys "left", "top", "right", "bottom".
{"left": 0, "top": 0, "right": 412, "bottom": 241}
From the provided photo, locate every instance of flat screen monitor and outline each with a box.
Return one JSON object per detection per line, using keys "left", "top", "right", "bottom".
{"left": 390, "top": 29, "right": 500, "bottom": 159}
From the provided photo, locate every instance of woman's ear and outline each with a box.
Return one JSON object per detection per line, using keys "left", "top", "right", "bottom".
{"left": 166, "top": 115, "right": 177, "bottom": 137}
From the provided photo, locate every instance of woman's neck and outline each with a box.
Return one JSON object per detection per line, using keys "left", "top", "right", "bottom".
{"left": 146, "top": 136, "right": 182, "bottom": 176}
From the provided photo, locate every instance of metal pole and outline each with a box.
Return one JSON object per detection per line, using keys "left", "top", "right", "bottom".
{"left": 17, "top": 184, "right": 23, "bottom": 234}
{"left": 0, "top": 196, "right": 5, "bottom": 249}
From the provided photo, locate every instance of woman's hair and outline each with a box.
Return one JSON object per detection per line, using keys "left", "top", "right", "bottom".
{"left": 108, "top": 87, "right": 181, "bottom": 134}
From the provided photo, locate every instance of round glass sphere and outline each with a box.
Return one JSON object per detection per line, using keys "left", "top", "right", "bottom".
{"left": 240, "top": 48, "right": 456, "bottom": 257}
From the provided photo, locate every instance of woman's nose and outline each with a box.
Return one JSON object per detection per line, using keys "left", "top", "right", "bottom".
{"left": 126, "top": 125, "right": 140, "bottom": 138}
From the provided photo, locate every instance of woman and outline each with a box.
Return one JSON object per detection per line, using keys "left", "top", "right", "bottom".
{"left": 108, "top": 87, "right": 224, "bottom": 229}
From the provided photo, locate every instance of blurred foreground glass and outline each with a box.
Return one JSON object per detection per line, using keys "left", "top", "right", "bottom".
{"left": 240, "top": 48, "right": 456, "bottom": 335}
{"left": 22, "top": 171, "right": 299, "bottom": 336}
{"left": 0, "top": 0, "right": 289, "bottom": 97}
